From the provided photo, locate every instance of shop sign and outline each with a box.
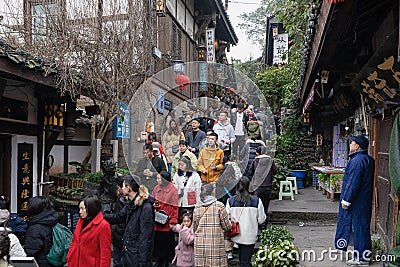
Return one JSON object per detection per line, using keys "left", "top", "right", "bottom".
{"left": 273, "top": 33, "right": 288, "bottom": 65}
{"left": 17, "top": 143, "right": 33, "bottom": 221}
{"left": 303, "top": 84, "right": 315, "bottom": 114}
{"left": 206, "top": 28, "right": 215, "bottom": 63}
{"left": 359, "top": 56, "right": 400, "bottom": 104}
{"left": 114, "top": 102, "right": 130, "bottom": 139}
{"left": 199, "top": 62, "right": 207, "bottom": 91}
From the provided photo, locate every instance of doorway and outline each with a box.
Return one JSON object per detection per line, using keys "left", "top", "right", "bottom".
{"left": 0, "top": 134, "right": 11, "bottom": 198}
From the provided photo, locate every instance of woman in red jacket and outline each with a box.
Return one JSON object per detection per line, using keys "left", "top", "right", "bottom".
{"left": 152, "top": 170, "right": 178, "bottom": 267}
{"left": 66, "top": 195, "right": 111, "bottom": 267}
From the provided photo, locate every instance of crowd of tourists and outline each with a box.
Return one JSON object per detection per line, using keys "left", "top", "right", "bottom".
{"left": 0, "top": 93, "right": 277, "bottom": 267}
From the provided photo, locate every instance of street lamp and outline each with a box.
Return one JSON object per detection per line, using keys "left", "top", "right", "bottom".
{"left": 173, "top": 58, "right": 184, "bottom": 73}
{"left": 155, "top": 0, "right": 166, "bottom": 17}
{"left": 196, "top": 45, "right": 207, "bottom": 61}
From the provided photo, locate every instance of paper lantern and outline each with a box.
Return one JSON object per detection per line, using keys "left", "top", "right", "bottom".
{"left": 175, "top": 74, "right": 190, "bottom": 90}
{"left": 229, "top": 87, "right": 235, "bottom": 94}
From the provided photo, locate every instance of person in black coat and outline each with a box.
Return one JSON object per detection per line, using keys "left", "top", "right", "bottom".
{"left": 104, "top": 175, "right": 155, "bottom": 267}
{"left": 24, "top": 196, "right": 58, "bottom": 267}
{"left": 112, "top": 177, "right": 127, "bottom": 267}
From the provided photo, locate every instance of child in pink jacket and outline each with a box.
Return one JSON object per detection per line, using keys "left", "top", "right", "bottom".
{"left": 172, "top": 212, "right": 194, "bottom": 267}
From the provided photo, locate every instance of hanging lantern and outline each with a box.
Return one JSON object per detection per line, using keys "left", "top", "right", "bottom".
{"left": 324, "top": 0, "right": 344, "bottom": 3}
{"left": 229, "top": 87, "right": 235, "bottom": 94}
{"left": 175, "top": 74, "right": 190, "bottom": 90}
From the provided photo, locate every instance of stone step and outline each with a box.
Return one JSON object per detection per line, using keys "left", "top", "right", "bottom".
{"left": 269, "top": 210, "right": 338, "bottom": 225}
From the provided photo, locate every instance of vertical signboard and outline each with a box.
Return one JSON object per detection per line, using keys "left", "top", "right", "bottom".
{"left": 17, "top": 143, "right": 33, "bottom": 221}
{"left": 273, "top": 33, "right": 289, "bottom": 65}
{"left": 206, "top": 28, "right": 215, "bottom": 63}
{"left": 157, "top": 89, "right": 165, "bottom": 114}
{"left": 114, "top": 102, "right": 130, "bottom": 139}
{"left": 199, "top": 62, "right": 207, "bottom": 91}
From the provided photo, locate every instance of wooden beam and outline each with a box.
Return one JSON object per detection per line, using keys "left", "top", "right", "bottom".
{"left": 0, "top": 120, "right": 38, "bottom": 135}
{"left": 0, "top": 58, "right": 56, "bottom": 88}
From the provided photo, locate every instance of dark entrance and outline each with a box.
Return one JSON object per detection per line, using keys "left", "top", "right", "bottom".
{"left": 0, "top": 134, "right": 11, "bottom": 197}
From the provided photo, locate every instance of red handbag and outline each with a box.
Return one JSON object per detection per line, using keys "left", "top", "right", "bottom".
{"left": 225, "top": 221, "right": 240, "bottom": 237}
{"left": 226, "top": 199, "right": 247, "bottom": 237}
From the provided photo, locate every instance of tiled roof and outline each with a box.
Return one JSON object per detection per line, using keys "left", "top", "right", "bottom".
{"left": 0, "top": 39, "right": 57, "bottom": 77}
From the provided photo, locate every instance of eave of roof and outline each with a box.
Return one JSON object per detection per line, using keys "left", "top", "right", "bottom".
{"left": 214, "top": 0, "right": 238, "bottom": 45}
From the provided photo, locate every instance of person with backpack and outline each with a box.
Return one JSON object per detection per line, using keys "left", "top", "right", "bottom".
{"left": 67, "top": 195, "right": 111, "bottom": 267}
{"left": 24, "top": 196, "right": 58, "bottom": 267}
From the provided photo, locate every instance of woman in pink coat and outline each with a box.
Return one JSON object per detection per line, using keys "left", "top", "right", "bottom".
{"left": 172, "top": 212, "right": 194, "bottom": 267}
{"left": 66, "top": 195, "right": 111, "bottom": 267}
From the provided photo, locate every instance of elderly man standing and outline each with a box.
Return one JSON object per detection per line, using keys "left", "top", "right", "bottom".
{"left": 335, "top": 135, "right": 375, "bottom": 266}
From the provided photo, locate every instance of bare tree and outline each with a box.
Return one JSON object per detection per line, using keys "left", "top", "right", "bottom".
{"left": 0, "top": 0, "right": 154, "bottom": 171}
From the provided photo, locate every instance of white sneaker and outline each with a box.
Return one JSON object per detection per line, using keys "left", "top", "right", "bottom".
{"left": 233, "top": 243, "right": 239, "bottom": 249}
{"left": 227, "top": 251, "right": 233, "bottom": 260}
{"left": 346, "top": 259, "right": 369, "bottom": 266}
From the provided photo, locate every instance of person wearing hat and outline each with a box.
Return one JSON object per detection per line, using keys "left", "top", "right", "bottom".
{"left": 334, "top": 135, "right": 375, "bottom": 266}
{"left": 0, "top": 209, "right": 26, "bottom": 258}
{"left": 152, "top": 142, "right": 168, "bottom": 170}
{"left": 185, "top": 118, "right": 206, "bottom": 157}
{"left": 152, "top": 170, "right": 178, "bottom": 267}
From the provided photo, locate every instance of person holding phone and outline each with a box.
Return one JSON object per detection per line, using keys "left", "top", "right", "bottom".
{"left": 198, "top": 132, "right": 224, "bottom": 184}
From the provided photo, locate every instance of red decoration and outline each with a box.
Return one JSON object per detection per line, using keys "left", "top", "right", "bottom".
{"left": 175, "top": 74, "right": 190, "bottom": 90}
{"left": 324, "top": 0, "right": 344, "bottom": 3}
{"left": 229, "top": 87, "right": 235, "bottom": 94}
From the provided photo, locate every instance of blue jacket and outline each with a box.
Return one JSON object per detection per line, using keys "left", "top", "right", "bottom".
{"left": 335, "top": 150, "right": 374, "bottom": 254}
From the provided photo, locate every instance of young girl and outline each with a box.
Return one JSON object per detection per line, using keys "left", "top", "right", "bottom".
{"left": 172, "top": 213, "right": 194, "bottom": 267}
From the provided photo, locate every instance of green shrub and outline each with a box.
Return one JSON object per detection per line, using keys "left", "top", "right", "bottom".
{"left": 254, "top": 226, "right": 298, "bottom": 266}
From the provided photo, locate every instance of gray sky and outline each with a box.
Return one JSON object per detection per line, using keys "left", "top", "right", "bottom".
{"left": 226, "top": 0, "right": 263, "bottom": 62}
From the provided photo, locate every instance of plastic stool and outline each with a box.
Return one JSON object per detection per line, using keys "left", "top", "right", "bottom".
{"left": 279, "top": 181, "right": 294, "bottom": 200}
{"left": 286, "top": 177, "right": 298, "bottom": 194}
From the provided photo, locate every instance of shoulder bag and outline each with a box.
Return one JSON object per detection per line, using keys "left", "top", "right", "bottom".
{"left": 154, "top": 210, "right": 170, "bottom": 225}
{"left": 225, "top": 199, "right": 247, "bottom": 237}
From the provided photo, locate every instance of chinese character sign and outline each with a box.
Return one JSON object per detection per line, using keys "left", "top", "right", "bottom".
{"left": 17, "top": 143, "right": 33, "bottom": 220}
{"left": 273, "top": 33, "right": 288, "bottom": 65}
{"left": 114, "top": 102, "right": 130, "bottom": 139}
{"left": 206, "top": 28, "right": 215, "bottom": 63}
{"left": 199, "top": 62, "right": 207, "bottom": 91}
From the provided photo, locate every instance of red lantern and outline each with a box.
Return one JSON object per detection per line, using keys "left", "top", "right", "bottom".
{"left": 175, "top": 74, "right": 190, "bottom": 90}
{"left": 229, "top": 87, "right": 235, "bottom": 94}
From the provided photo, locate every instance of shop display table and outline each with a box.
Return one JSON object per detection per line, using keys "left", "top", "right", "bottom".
{"left": 311, "top": 166, "right": 345, "bottom": 201}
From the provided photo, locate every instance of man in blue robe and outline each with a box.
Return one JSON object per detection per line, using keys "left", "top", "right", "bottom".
{"left": 335, "top": 135, "right": 375, "bottom": 266}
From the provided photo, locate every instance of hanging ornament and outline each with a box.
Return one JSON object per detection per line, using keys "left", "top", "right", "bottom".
{"left": 175, "top": 74, "right": 190, "bottom": 90}
{"left": 229, "top": 87, "right": 235, "bottom": 94}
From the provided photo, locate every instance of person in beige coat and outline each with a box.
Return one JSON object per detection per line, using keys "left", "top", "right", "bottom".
{"left": 193, "top": 184, "right": 231, "bottom": 267}
{"left": 162, "top": 119, "right": 185, "bottom": 174}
